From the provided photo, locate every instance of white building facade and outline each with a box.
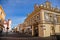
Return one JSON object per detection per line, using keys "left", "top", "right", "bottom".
{"left": 3, "top": 19, "right": 12, "bottom": 32}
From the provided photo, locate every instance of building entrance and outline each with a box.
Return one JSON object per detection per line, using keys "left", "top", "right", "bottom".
{"left": 33, "top": 23, "right": 38, "bottom": 37}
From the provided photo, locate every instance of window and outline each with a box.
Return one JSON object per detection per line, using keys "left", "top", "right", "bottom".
{"left": 44, "top": 12, "right": 50, "bottom": 21}
{"left": 34, "top": 15, "right": 36, "bottom": 20}
{"left": 49, "top": 13, "right": 53, "bottom": 22}
{"left": 37, "top": 15, "right": 40, "bottom": 20}
{"left": 41, "top": 25, "right": 46, "bottom": 30}
{"left": 32, "top": 17, "right": 34, "bottom": 23}
{"left": 0, "top": 10, "right": 1, "bottom": 14}
{"left": 44, "top": 12, "right": 54, "bottom": 22}
{"left": 37, "top": 13, "right": 40, "bottom": 20}
{"left": 0, "top": 19, "right": 1, "bottom": 22}
{"left": 0, "top": 11, "right": 2, "bottom": 15}
{"left": 29, "top": 20, "right": 31, "bottom": 25}
{"left": 31, "top": 19, "right": 32, "bottom": 22}
{"left": 53, "top": 15, "right": 57, "bottom": 23}
{"left": 51, "top": 26, "right": 53, "bottom": 30}
{"left": 56, "top": 15, "right": 60, "bottom": 23}
{"left": 0, "top": 9, "right": 2, "bottom": 15}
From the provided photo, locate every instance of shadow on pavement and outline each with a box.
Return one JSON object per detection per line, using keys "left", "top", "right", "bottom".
{"left": 0, "top": 33, "right": 2, "bottom": 40}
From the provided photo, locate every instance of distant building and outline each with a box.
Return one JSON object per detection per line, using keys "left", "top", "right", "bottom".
{"left": 14, "top": 23, "right": 28, "bottom": 33}
{"left": 13, "top": 26, "right": 19, "bottom": 32}
{"left": 0, "top": 5, "right": 6, "bottom": 32}
{"left": 3, "top": 20, "right": 7, "bottom": 32}
{"left": 24, "top": 1, "right": 60, "bottom": 37}
{"left": 19, "top": 24, "right": 24, "bottom": 31}
{"left": 3, "top": 19, "right": 12, "bottom": 32}
{"left": 8, "top": 19, "right": 12, "bottom": 32}
{"left": 16, "top": 26, "right": 20, "bottom": 32}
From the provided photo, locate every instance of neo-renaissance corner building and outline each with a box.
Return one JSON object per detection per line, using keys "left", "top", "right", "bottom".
{"left": 24, "top": 1, "right": 60, "bottom": 37}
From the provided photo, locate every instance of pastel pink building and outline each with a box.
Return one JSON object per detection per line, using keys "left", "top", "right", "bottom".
{"left": 3, "top": 19, "right": 12, "bottom": 32}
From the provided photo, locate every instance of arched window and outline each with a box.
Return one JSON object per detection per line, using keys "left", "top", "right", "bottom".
{"left": 44, "top": 12, "right": 50, "bottom": 21}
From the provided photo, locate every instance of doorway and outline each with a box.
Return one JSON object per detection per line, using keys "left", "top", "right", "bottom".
{"left": 33, "top": 23, "right": 39, "bottom": 37}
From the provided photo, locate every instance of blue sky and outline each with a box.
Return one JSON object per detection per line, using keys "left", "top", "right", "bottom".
{"left": 0, "top": 0, "right": 60, "bottom": 28}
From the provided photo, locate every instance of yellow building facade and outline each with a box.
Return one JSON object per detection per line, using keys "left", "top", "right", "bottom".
{"left": 24, "top": 1, "right": 60, "bottom": 37}
{"left": 0, "top": 5, "right": 6, "bottom": 32}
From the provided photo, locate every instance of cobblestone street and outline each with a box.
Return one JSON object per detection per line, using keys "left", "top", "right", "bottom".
{"left": 0, "top": 32, "right": 39, "bottom": 40}
{"left": 0, "top": 32, "right": 57, "bottom": 40}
